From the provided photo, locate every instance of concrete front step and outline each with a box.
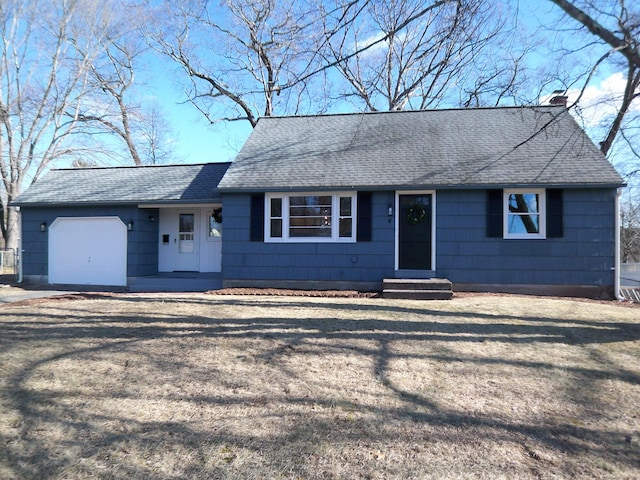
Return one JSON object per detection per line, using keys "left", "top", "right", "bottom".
{"left": 383, "top": 289, "right": 453, "bottom": 300}
{"left": 383, "top": 278, "right": 453, "bottom": 300}
{"left": 383, "top": 278, "right": 452, "bottom": 290}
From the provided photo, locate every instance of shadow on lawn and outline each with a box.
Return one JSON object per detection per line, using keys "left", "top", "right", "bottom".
{"left": 1, "top": 295, "right": 640, "bottom": 479}
{"left": 2, "top": 294, "right": 640, "bottom": 346}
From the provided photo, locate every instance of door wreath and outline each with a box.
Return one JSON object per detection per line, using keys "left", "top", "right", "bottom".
{"left": 406, "top": 204, "right": 426, "bottom": 225}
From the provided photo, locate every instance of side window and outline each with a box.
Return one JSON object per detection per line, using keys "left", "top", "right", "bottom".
{"left": 338, "top": 196, "right": 353, "bottom": 238}
{"left": 270, "top": 197, "right": 283, "bottom": 238}
{"left": 208, "top": 208, "right": 222, "bottom": 238}
{"left": 503, "top": 189, "right": 546, "bottom": 239}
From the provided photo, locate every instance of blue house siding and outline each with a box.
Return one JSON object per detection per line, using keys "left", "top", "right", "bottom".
{"left": 221, "top": 192, "right": 396, "bottom": 287}
{"left": 222, "top": 188, "right": 617, "bottom": 293}
{"left": 21, "top": 205, "right": 159, "bottom": 278}
{"left": 19, "top": 186, "right": 618, "bottom": 295}
{"left": 435, "top": 188, "right": 616, "bottom": 287}
{"left": 126, "top": 207, "right": 159, "bottom": 276}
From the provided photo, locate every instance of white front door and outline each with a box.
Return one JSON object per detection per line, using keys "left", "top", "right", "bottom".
{"left": 175, "top": 211, "right": 199, "bottom": 271}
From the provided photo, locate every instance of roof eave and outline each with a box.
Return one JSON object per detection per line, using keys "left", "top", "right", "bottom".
{"left": 11, "top": 197, "right": 223, "bottom": 208}
{"left": 217, "top": 182, "right": 626, "bottom": 193}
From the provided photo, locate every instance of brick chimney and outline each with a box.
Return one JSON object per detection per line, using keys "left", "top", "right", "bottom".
{"left": 549, "top": 91, "right": 568, "bottom": 107}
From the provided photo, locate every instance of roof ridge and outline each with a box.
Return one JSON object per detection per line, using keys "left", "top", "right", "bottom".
{"left": 256, "top": 105, "right": 565, "bottom": 122}
{"left": 51, "top": 161, "right": 232, "bottom": 172}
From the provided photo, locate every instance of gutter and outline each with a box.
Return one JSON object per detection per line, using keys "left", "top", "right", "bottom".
{"left": 216, "top": 183, "right": 626, "bottom": 194}
{"left": 615, "top": 188, "right": 624, "bottom": 301}
{"left": 11, "top": 199, "right": 224, "bottom": 208}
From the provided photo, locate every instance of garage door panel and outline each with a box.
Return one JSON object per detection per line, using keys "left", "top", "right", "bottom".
{"left": 49, "top": 217, "right": 127, "bottom": 286}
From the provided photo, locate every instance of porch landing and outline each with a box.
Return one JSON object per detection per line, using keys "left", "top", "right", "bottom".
{"left": 128, "top": 273, "right": 222, "bottom": 293}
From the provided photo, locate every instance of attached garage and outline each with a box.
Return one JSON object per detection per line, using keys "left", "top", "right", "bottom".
{"left": 48, "top": 217, "right": 127, "bottom": 286}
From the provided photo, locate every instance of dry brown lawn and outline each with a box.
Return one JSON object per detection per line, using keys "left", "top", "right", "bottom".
{"left": 0, "top": 292, "right": 639, "bottom": 479}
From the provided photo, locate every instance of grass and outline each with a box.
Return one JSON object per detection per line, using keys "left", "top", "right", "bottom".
{"left": 0, "top": 293, "right": 639, "bottom": 479}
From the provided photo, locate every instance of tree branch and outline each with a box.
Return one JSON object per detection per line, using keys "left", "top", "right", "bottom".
{"left": 547, "top": 0, "right": 640, "bottom": 69}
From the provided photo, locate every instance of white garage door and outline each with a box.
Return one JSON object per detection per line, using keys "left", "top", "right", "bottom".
{"left": 49, "top": 217, "right": 127, "bottom": 286}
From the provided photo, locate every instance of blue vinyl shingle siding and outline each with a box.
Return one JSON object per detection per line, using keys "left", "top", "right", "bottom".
{"left": 221, "top": 192, "right": 395, "bottom": 284}
{"left": 436, "top": 188, "right": 616, "bottom": 286}
{"left": 222, "top": 188, "right": 617, "bottom": 289}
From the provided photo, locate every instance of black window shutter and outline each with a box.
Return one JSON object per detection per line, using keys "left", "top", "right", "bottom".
{"left": 357, "top": 191, "right": 373, "bottom": 242}
{"left": 546, "top": 189, "right": 563, "bottom": 238}
{"left": 486, "top": 189, "right": 503, "bottom": 238}
{"left": 250, "top": 194, "right": 265, "bottom": 241}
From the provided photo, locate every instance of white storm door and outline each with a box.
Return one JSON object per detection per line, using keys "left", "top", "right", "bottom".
{"left": 174, "top": 211, "right": 199, "bottom": 271}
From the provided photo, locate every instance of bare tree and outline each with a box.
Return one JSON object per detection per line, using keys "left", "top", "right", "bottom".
{"left": 621, "top": 190, "right": 640, "bottom": 262}
{"left": 317, "top": 0, "right": 520, "bottom": 111}
{"left": 0, "top": 0, "right": 98, "bottom": 249}
{"left": 546, "top": 0, "right": 639, "bottom": 165}
{"left": 139, "top": 102, "right": 176, "bottom": 165}
{"left": 457, "top": 4, "right": 536, "bottom": 109}
{"left": 72, "top": 0, "right": 174, "bottom": 166}
{"left": 152, "top": 0, "right": 535, "bottom": 127}
{"left": 151, "top": 0, "right": 323, "bottom": 127}
{"left": 0, "top": 0, "right": 172, "bottom": 249}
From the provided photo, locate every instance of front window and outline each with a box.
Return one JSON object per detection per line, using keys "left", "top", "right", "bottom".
{"left": 266, "top": 193, "right": 356, "bottom": 242}
{"left": 290, "top": 195, "right": 332, "bottom": 238}
{"left": 504, "top": 189, "right": 546, "bottom": 239}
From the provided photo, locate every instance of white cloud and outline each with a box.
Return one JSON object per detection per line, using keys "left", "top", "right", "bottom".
{"left": 542, "top": 71, "right": 639, "bottom": 129}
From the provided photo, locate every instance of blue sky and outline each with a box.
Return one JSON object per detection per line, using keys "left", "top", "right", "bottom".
{"left": 146, "top": 70, "right": 253, "bottom": 165}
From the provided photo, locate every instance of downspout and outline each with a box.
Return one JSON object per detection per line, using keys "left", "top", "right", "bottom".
{"left": 615, "top": 188, "right": 624, "bottom": 301}
{"left": 15, "top": 206, "right": 23, "bottom": 284}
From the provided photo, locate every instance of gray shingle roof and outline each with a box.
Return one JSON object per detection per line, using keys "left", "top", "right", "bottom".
{"left": 218, "top": 106, "right": 624, "bottom": 191}
{"left": 13, "top": 162, "right": 231, "bottom": 206}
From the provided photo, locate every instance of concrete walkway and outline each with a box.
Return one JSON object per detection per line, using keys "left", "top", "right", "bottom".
{"left": 0, "top": 285, "right": 77, "bottom": 305}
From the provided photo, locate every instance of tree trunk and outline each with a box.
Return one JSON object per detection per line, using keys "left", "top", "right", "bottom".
{"left": 3, "top": 204, "right": 20, "bottom": 251}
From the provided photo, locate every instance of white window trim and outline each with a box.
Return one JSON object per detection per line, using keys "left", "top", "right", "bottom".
{"left": 265, "top": 192, "right": 357, "bottom": 243}
{"left": 503, "top": 188, "right": 546, "bottom": 239}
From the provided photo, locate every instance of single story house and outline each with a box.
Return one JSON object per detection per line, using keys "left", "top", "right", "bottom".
{"left": 13, "top": 106, "right": 625, "bottom": 297}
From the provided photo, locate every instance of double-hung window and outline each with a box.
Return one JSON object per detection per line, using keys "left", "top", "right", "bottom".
{"left": 503, "top": 189, "right": 546, "bottom": 239}
{"left": 266, "top": 193, "right": 356, "bottom": 242}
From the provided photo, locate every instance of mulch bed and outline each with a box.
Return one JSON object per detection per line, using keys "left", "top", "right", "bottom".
{"left": 208, "top": 288, "right": 381, "bottom": 298}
